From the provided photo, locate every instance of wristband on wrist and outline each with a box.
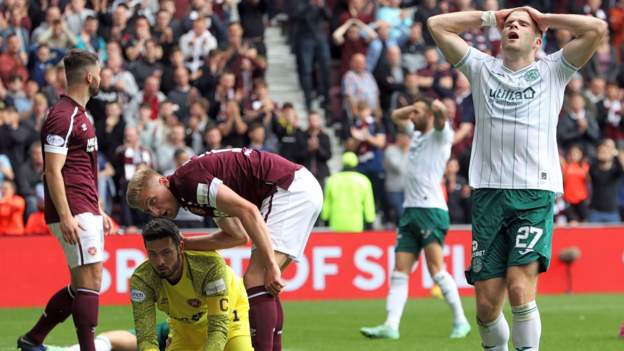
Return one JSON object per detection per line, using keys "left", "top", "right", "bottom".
{"left": 481, "top": 11, "right": 497, "bottom": 27}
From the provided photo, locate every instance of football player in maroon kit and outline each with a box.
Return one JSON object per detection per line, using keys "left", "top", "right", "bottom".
{"left": 126, "top": 148, "right": 323, "bottom": 351}
{"left": 18, "top": 50, "right": 112, "bottom": 351}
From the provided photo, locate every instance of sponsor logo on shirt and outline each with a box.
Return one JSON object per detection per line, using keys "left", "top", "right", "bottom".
{"left": 86, "top": 137, "right": 98, "bottom": 152}
{"left": 204, "top": 278, "right": 226, "bottom": 296}
{"left": 488, "top": 87, "right": 536, "bottom": 105}
{"left": 46, "top": 134, "right": 65, "bottom": 147}
{"left": 130, "top": 289, "right": 146, "bottom": 302}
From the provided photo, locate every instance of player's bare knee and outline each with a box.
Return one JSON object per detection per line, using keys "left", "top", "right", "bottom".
{"left": 71, "top": 262, "right": 103, "bottom": 291}
{"left": 475, "top": 297, "right": 501, "bottom": 322}
{"left": 507, "top": 280, "right": 534, "bottom": 306}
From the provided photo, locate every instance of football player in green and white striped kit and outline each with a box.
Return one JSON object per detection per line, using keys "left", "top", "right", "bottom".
{"left": 360, "top": 98, "right": 471, "bottom": 340}
{"left": 427, "top": 6, "right": 607, "bottom": 351}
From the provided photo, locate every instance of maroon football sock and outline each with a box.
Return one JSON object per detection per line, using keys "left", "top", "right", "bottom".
{"left": 26, "top": 285, "right": 75, "bottom": 344}
{"left": 273, "top": 296, "right": 284, "bottom": 351}
{"left": 247, "top": 286, "right": 277, "bottom": 351}
{"left": 72, "top": 288, "right": 99, "bottom": 351}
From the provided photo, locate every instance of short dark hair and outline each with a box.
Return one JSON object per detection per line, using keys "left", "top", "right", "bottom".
{"left": 63, "top": 49, "right": 99, "bottom": 86}
{"left": 142, "top": 218, "right": 182, "bottom": 245}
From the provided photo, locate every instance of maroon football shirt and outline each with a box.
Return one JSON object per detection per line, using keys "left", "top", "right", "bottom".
{"left": 167, "top": 148, "right": 302, "bottom": 217}
{"left": 41, "top": 95, "right": 100, "bottom": 223}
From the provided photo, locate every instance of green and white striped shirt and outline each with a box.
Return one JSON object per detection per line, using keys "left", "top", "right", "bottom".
{"left": 455, "top": 48, "right": 578, "bottom": 193}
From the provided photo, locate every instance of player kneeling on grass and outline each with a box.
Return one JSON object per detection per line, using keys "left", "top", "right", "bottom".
{"left": 360, "top": 99, "right": 471, "bottom": 340}
{"left": 130, "top": 218, "right": 252, "bottom": 351}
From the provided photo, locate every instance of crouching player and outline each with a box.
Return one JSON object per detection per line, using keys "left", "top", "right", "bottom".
{"left": 130, "top": 218, "right": 252, "bottom": 351}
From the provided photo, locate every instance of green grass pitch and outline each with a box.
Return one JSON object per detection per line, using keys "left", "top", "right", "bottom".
{"left": 1, "top": 294, "right": 622, "bottom": 350}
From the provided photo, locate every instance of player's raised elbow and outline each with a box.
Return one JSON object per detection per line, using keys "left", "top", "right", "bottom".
{"left": 426, "top": 16, "right": 439, "bottom": 34}
{"left": 595, "top": 20, "right": 608, "bottom": 38}
{"left": 585, "top": 18, "right": 608, "bottom": 40}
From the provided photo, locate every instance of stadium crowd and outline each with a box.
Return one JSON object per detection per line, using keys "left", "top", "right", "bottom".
{"left": 0, "top": 0, "right": 623, "bottom": 235}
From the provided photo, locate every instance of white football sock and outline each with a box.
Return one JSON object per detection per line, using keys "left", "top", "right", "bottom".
{"left": 478, "top": 313, "right": 510, "bottom": 351}
{"left": 433, "top": 270, "right": 468, "bottom": 325}
{"left": 512, "top": 301, "right": 541, "bottom": 351}
{"left": 384, "top": 271, "right": 409, "bottom": 330}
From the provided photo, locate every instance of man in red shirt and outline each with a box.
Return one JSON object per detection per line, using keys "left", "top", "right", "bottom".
{"left": 0, "top": 180, "right": 25, "bottom": 235}
{"left": 18, "top": 50, "right": 111, "bottom": 351}
{"left": 126, "top": 148, "right": 323, "bottom": 351}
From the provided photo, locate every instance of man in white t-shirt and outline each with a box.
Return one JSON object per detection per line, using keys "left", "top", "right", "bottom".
{"left": 428, "top": 6, "right": 607, "bottom": 351}
{"left": 360, "top": 98, "right": 470, "bottom": 340}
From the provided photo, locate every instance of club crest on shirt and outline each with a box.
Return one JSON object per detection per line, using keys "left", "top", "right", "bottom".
{"left": 187, "top": 298, "right": 201, "bottom": 308}
{"left": 87, "top": 246, "right": 97, "bottom": 256}
{"left": 524, "top": 69, "right": 540, "bottom": 82}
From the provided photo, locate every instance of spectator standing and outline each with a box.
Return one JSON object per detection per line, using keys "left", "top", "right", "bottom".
{"left": 75, "top": 16, "right": 107, "bottom": 62}
{"left": 561, "top": 145, "right": 590, "bottom": 224}
{"left": 0, "top": 34, "right": 28, "bottom": 86}
{"left": 581, "top": 34, "right": 619, "bottom": 82}
{"left": 167, "top": 66, "right": 197, "bottom": 123}
{"left": 156, "top": 124, "right": 194, "bottom": 173}
{"left": 596, "top": 81, "right": 624, "bottom": 145}
{"left": 273, "top": 102, "right": 306, "bottom": 163}
{"left": 400, "top": 22, "right": 427, "bottom": 73}
{"left": 17, "top": 142, "right": 43, "bottom": 219}
{"left": 217, "top": 100, "right": 248, "bottom": 148}
{"left": 375, "top": 46, "right": 407, "bottom": 113}
{"left": 293, "top": 0, "right": 331, "bottom": 111}
{"left": 557, "top": 92, "right": 601, "bottom": 157}
{"left": 114, "top": 126, "right": 153, "bottom": 229}
{"left": 0, "top": 180, "right": 25, "bottom": 235}
{"left": 333, "top": 18, "right": 376, "bottom": 78}
{"left": 29, "top": 44, "right": 64, "bottom": 88}
{"left": 63, "top": 0, "right": 96, "bottom": 35}
{"left": 31, "top": 6, "right": 62, "bottom": 44}
{"left": 179, "top": 16, "right": 217, "bottom": 74}
{"left": 128, "top": 39, "right": 163, "bottom": 90}
{"left": 384, "top": 129, "right": 409, "bottom": 225}
{"left": 445, "top": 157, "right": 471, "bottom": 224}
{"left": 124, "top": 75, "right": 166, "bottom": 126}
{"left": 322, "top": 152, "right": 375, "bottom": 232}
{"left": 342, "top": 53, "right": 380, "bottom": 119}
{"left": 95, "top": 101, "right": 125, "bottom": 163}
{"left": 238, "top": 0, "right": 269, "bottom": 56}
{"left": 37, "top": 18, "right": 78, "bottom": 50}
{"left": 302, "top": 111, "right": 332, "bottom": 189}
{"left": 348, "top": 100, "right": 386, "bottom": 221}
{"left": 589, "top": 140, "right": 624, "bottom": 223}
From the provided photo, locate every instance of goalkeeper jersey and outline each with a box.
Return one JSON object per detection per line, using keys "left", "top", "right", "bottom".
{"left": 130, "top": 250, "right": 239, "bottom": 351}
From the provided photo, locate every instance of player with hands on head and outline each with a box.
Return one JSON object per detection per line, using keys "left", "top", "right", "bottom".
{"left": 360, "top": 98, "right": 471, "bottom": 340}
{"left": 428, "top": 5, "right": 607, "bottom": 351}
